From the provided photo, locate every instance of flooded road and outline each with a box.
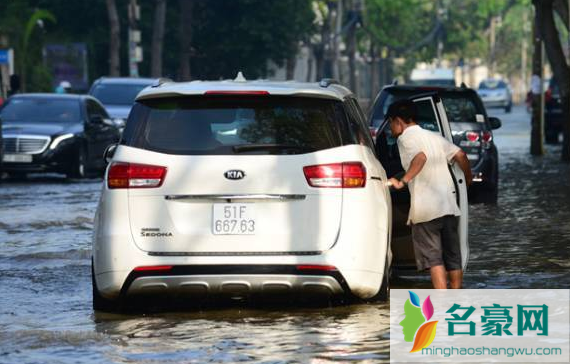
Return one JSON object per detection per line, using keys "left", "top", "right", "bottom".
{"left": 0, "top": 105, "right": 568, "bottom": 363}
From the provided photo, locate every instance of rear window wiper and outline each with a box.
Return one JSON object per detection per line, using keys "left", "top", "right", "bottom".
{"left": 232, "top": 144, "right": 315, "bottom": 154}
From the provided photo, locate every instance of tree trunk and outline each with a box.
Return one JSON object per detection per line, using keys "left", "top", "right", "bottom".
{"left": 286, "top": 54, "right": 296, "bottom": 80}
{"left": 106, "top": 0, "right": 121, "bottom": 77}
{"left": 346, "top": 20, "right": 357, "bottom": 93}
{"left": 314, "top": 46, "right": 325, "bottom": 80}
{"left": 333, "top": 0, "right": 343, "bottom": 81}
{"left": 369, "top": 43, "right": 380, "bottom": 102}
{"left": 151, "top": 0, "right": 166, "bottom": 78}
{"left": 534, "top": 0, "right": 570, "bottom": 161}
{"left": 553, "top": 0, "right": 569, "bottom": 27}
{"left": 530, "top": 11, "right": 545, "bottom": 156}
{"left": 306, "top": 48, "right": 314, "bottom": 82}
{"left": 178, "top": 0, "right": 193, "bottom": 81}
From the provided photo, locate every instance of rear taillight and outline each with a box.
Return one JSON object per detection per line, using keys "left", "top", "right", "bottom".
{"left": 481, "top": 131, "right": 493, "bottom": 148}
{"left": 303, "top": 162, "right": 366, "bottom": 188}
{"left": 481, "top": 131, "right": 492, "bottom": 143}
{"left": 107, "top": 162, "right": 167, "bottom": 189}
{"left": 466, "top": 131, "right": 480, "bottom": 142}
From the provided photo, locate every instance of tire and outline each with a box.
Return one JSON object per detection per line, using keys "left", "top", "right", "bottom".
{"left": 92, "top": 260, "right": 120, "bottom": 312}
{"left": 505, "top": 103, "right": 512, "bottom": 113}
{"left": 67, "top": 145, "right": 88, "bottom": 179}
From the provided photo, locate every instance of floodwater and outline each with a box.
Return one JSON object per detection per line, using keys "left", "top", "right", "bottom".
{"left": 0, "top": 106, "right": 568, "bottom": 363}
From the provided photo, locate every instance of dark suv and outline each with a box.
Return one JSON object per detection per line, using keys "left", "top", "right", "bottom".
{"left": 369, "top": 85, "right": 501, "bottom": 203}
{"left": 545, "top": 78, "right": 563, "bottom": 144}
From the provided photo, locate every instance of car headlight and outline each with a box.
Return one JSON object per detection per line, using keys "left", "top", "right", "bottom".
{"left": 50, "top": 133, "right": 74, "bottom": 150}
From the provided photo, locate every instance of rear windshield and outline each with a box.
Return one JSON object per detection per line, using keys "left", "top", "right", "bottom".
{"left": 371, "top": 90, "right": 485, "bottom": 128}
{"left": 122, "top": 96, "right": 349, "bottom": 155}
{"left": 409, "top": 79, "right": 456, "bottom": 87}
{"left": 91, "top": 83, "right": 151, "bottom": 105}
{"left": 1, "top": 98, "right": 80, "bottom": 123}
{"left": 479, "top": 80, "right": 507, "bottom": 90}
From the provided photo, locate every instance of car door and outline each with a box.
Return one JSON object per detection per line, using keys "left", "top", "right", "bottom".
{"left": 375, "top": 94, "right": 469, "bottom": 271}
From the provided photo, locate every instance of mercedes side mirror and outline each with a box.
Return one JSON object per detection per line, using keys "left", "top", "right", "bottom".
{"left": 90, "top": 115, "right": 104, "bottom": 124}
{"left": 103, "top": 144, "right": 117, "bottom": 164}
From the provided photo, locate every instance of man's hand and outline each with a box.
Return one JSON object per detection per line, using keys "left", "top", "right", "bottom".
{"left": 388, "top": 177, "right": 405, "bottom": 190}
{"left": 453, "top": 150, "right": 473, "bottom": 186}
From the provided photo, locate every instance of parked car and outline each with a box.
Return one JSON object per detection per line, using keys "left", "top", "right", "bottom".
{"left": 410, "top": 68, "right": 456, "bottom": 87}
{"left": 368, "top": 89, "right": 470, "bottom": 270}
{"left": 370, "top": 85, "right": 501, "bottom": 205}
{"left": 545, "top": 78, "right": 563, "bottom": 144}
{"left": 88, "top": 77, "right": 159, "bottom": 130}
{"left": 477, "top": 78, "right": 512, "bottom": 113}
{"left": 0, "top": 94, "right": 121, "bottom": 178}
{"left": 92, "top": 77, "right": 392, "bottom": 311}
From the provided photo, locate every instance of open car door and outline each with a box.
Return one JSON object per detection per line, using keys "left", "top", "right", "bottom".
{"left": 374, "top": 93, "right": 469, "bottom": 271}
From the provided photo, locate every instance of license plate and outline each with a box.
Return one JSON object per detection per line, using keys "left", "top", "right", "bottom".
{"left": 3, "top": 154, "right": 33, "bottom": 163}
{"left": 212, "top": 204, "right": 256, "bottom": 235}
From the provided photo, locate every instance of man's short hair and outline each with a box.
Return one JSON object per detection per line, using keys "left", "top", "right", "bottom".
{"left": 386, "top": 99, "right": 418, "bottom": 124}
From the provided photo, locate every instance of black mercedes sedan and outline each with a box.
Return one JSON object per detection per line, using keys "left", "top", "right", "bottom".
{"left": 0, "top": 94, "right": 121, "bottom": 178}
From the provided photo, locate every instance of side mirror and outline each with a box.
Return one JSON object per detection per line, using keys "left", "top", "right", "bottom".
{"left": 489, "top": 116, "right": 502, "bottom": 130}
{"left": 103, "top": 144, "right": 117, "bottom": 164}
{"left": 90, "top": 114, "right": 104, "bottom": 124}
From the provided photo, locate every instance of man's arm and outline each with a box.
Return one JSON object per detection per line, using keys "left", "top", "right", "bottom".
{"left": 452, "top": 150, "right": 473, "bottom": 186}
{"left": 389, "top": 152, "right": 427, "bottom": 189}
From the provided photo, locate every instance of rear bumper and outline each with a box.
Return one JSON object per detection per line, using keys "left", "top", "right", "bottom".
{"left": 118, "top": 265, "right": 348, "bottom": 299}
{"left": 469, "top": 147, "right": 498, "bottom": 188}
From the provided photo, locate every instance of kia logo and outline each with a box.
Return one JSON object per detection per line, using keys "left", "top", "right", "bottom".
{"left": 224, "top": 170, "right": 246, "bottom": 180}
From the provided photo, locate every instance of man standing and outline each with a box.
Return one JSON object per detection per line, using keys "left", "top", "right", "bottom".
{"left": 386, "top": 99, "right": 473, "bottom": 289}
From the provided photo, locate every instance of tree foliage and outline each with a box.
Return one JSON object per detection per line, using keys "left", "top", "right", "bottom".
{"left": 0, "top": 0, "right": 315, "bottom": 89}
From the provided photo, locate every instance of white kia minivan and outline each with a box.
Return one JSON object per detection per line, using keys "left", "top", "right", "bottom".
{"left": 91, "top": 77, "right": 394, "bottom": 311}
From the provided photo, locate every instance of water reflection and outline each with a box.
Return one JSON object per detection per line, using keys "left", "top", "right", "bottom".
{"left": 93, "top": 304, "right": 390, "bottom": 363}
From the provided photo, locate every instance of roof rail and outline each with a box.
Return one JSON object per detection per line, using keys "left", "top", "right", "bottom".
{"left": 151, "top": 78, "right": 173, "bottom": 88}
{"left": 319, "top": 78, "right": 340, "bottom": 88}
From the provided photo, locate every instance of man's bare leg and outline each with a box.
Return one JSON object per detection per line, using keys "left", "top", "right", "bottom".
{"left": 448, "top": 269, "right": 463, "bottom": 289}
{"left": 430, "top": 265, "right": 447, "bottom": 289}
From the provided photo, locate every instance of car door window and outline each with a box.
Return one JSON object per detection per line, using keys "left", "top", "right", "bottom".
{"left": 413, "top": 99, "right": 441, "bottom": 133}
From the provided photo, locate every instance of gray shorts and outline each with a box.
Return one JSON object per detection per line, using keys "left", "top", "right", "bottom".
{"left": 411, "top": 215, "right": 462, "bottom": 271}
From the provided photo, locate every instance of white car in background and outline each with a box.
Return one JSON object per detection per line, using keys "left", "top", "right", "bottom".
{"left": 92, "top": 77, "right": 392, "bottom": 311}
{"left": 477, "top": 78, "right": 513, "bottom": 113}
